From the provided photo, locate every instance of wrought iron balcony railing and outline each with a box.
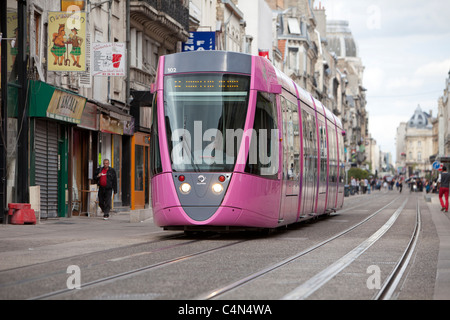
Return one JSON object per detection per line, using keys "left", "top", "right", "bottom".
{"left": 135, "top": 0, "right": 189, "bottom": 31}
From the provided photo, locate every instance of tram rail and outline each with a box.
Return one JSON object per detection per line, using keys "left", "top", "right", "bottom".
{"left": 197, "top": 195, "right": 421, "bottom": 300}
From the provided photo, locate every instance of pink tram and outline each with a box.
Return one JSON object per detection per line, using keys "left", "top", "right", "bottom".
{"left": 150, "top": 51, "right": 345, "bottom": 231}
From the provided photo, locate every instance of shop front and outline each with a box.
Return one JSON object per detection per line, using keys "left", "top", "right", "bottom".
{"left": 28, "top": 80, "right": 86, "bottom": 218}
{"left": 130, "top": 90, "right": 152, "bottom": 210}
{"left": 70, "top": 101, "right": 134, "bottom": 216}
{"left": 99, "top": 109, "right": 134, "bottom": 209}
{"left": 132, "top": 132, "right": 150, "bottom": 210}
{"left": 72, "top": 102, "right": 99, "bottom": 216}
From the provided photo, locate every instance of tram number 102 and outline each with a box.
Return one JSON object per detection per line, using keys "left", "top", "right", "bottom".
{"left": 167, "top": 67, "right": 177, "bottom": 73}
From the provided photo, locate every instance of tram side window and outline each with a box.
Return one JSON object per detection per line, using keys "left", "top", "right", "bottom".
{"left": 301, "top": 110, "right": 310, "bottom": 174}
{"left": 318, "top": 119, "right": 327, "bottom": 192}
{"left": 328, "top": 125, "right": 337, "bottom": 183}
{"left": 245, "top": 92, "right": 278, "bottom": 179}
{"left": 301, "top": 109, "right": 316, "bottom": 180}
{"left": 150, "top": 93, "right": 163, "bottom": 176}
{"left": 338, "top": 132, "right": 345, "bottom": 185}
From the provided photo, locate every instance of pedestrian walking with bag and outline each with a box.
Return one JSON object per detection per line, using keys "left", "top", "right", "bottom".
{"left": 94, "top": 159, "right": 117, "bottom": 220}
{"left": 438, "top": 166, "right": 450, "bottom": 212}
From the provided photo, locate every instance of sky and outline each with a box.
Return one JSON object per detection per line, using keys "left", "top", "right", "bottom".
{"left": 319, "top": 0, "right": 450, "bottom": 164}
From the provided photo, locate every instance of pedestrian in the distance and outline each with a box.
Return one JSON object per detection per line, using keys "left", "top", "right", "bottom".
{"left": 94, "top": 159, "right": 117, "bottom": 220}
{"left": 438, "top": 166, "right": 450, "bottom": 212}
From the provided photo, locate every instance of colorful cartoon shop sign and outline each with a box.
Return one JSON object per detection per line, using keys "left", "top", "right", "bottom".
{"left": 48, "top": 11, "right": 86, "bottom": 72}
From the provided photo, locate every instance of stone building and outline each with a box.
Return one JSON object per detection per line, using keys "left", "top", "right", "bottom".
{"left": 326, "top": 19, "right": 367, "bottom": 167}
{"left": 0, "top": 0, "right": 190, "bottom": 221}
{"left": 396, "top": 106, "right": 435, "bottom": 177}
{"left": 216, "top": 0, "right": 247, "bottom": 52}
{"left": 437, "top": 71, "right": 450, "bottom": 158}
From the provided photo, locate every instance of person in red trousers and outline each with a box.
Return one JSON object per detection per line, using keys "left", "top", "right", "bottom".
{"left": 439, "top": 166, "right": 450, "bottom": 212}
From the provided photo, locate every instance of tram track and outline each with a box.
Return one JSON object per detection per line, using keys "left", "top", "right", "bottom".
{"left": 373, "top": 200, "right": 422, "bottom": 300}
{"left": 0, "top": 230, "right": 248, "bottom": 299}
{"left": 0, "top": 232, "right": 185, "bottom": 274}
{"left": 2, "top": 193, "right": 422, "bottom": 300}
{"left": 27, "top": 237, "right": 250, "bottom": 300}
{"left": 196, "top": 195, "right": 418, "bottom": 300}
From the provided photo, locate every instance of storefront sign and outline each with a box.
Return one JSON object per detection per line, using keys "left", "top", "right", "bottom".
{"left": 123, "top": 118, "right": 135, "bottom": 136}
{"left": 92, "top": 42, "right": 126, "bottom": 77}
{"left": 47, "top": 89, "right": 86, "bottom": 123}
{"left": 258, "top": 49, "right": 269, "bottom": 59}
{"left": 61, "top": 0, "right": 86, "bottom": 11}
{"left": 48, "top": 11, "right": 86, "bottom": 72}
{"left": 78, "top": 102, "right": 99, "bottom": 130}
{"left": 100, "top": 114, "right": 124, "bottom": 135}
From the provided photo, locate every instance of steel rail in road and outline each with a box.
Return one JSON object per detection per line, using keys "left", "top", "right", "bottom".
{"left": 28, "top": 238, "right": 249, "bottom": 300}
{"left": 373, "top": 200, "right": 421, "bottom": 300}
{"left": 281, "top": 198, "right": 409, "bottom": 299}
{"left": 196, "top": 196, "right": 402, "bottom": 300}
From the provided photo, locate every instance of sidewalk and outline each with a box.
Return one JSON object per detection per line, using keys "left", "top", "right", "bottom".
{"left": 425, "top": 193, "right": 450, "bottom": 299}
{"left": 67, "top": 205, "right": 153, "bottom": 223}
{"left": 112, "top": 206, "right": 153, "bottom": 223}
{"left": 0, "top": 207, "right": 157, "bottom": 271}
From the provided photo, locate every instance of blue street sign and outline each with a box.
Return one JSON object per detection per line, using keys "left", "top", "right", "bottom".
{"left": 183, "top": 32, "right": 215, "bottom": 52}
{"left": 432, "top": 161, "right": 440, "bottom": 170}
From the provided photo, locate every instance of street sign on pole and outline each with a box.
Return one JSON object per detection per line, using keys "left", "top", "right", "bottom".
{"left": 432, "top": 161, "right": 440, "bottom": 170}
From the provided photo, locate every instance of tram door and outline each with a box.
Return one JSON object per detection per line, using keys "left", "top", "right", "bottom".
{"left": 279, "top": 95, "right": 300, "bottom": 223}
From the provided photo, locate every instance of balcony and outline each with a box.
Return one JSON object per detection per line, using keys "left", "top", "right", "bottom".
{"left": 130, "top": 67, "right": 154, "bottom": 90}
{"left": 131, "top": 0, "right": 189, "bottom": 43}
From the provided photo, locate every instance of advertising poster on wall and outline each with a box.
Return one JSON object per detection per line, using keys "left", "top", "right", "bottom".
{"left": 48, "top": 11, "right": 86, "bottom": 72}
{"left": 91, "top": 42, "right": 126, "bottom": 77}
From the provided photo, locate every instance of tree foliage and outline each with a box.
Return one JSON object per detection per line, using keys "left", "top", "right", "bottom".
{"left": 347, "top": 167, "right": 370, "bottom": 184}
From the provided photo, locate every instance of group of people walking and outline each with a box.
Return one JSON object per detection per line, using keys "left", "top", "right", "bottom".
{"left": 349, "top": 166, "right": 449, "bottom": 213}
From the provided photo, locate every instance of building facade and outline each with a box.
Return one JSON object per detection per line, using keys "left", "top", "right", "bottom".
{"left": 396, "top": 106, "right": 435, "bottom": 177}
{"left": 1, "top": 0, "right": 373, "bottom": 222}
{"left": 0, "top": 0, "right": 190, "bottom": 221}
{"left": 326, "top": 19, "right": 367, "bottom": 168}
{"left": 438, "top": 71, "right": 450, "bottom": 158}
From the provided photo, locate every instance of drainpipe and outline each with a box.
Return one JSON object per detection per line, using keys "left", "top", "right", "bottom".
{"left": 223, "top": 10, "right": 233, "bottom": 51}
{"left": 126, "top": 0, "right": 130, "bottom": 110}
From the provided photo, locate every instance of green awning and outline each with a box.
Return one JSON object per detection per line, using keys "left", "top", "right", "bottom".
{"left": 28, "top": 80, "right": 86, "bottom": 124}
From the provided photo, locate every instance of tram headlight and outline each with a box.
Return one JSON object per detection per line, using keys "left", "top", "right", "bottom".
{"left": 212, "top": 183, "right": 224, "bottom": 195}
{"left": 179, "top": 183, "right": 192, "bottom": 194}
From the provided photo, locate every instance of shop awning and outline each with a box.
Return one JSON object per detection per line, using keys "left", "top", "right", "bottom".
{"left": 91, "top": 99, "right": 134, "bottom": 135}
{"left": 28, "top": 80, "right": 86, "bottom": 124}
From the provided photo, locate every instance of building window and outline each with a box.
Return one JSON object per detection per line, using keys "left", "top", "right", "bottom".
{"left": 130, "top": 28, "right": 142, "bottom": 69}
{"left": 288, "top": 18, "right": 301, "bottom": 34}
{"left": 34, "top": 10, "right": 42, "bottom": 57}
{"left": 288, "top": 47, "right": 298, "bottom": 72}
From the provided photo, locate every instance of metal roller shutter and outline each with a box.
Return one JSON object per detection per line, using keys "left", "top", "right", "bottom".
{"left": 34, "top": 119, "right": 58, "bottom": 218}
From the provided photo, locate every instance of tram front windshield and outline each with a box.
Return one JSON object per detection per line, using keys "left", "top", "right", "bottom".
{"left": 164, "top": 73, "right": 250, "bottom": 172}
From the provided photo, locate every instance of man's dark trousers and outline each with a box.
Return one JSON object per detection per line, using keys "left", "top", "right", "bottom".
{"left": 99, "top": 187, "right": 113, "bottom": 216}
